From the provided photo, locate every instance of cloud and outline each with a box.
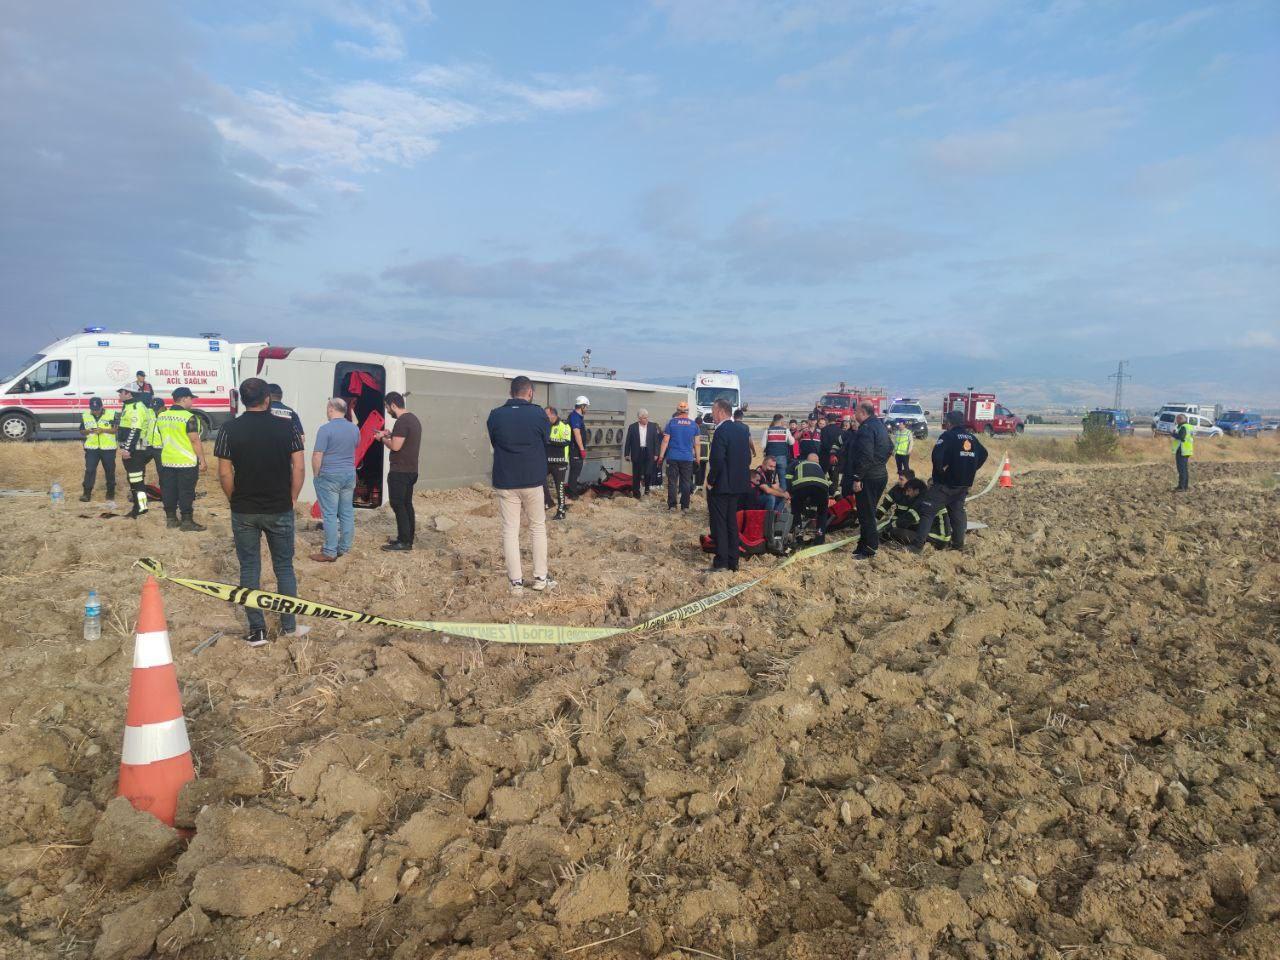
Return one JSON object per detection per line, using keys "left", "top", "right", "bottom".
{"left": 719, "top": 206, "right": 925, "bottom": 284}
{"left": 637, "top": 184, "right": 700, "bottom": 240}
{"left": 381, "top": 246, "right": 652, "bottom": 299}
{"left": 0, "top": 0, "right": 306, "bottom": 343}
{"left": 329, "top": 0, "right": 434, "bottom": 61}
{"left": 215, "top": 64, "right": 606, "bottom": 178}
{"left": 923, "top": 105, "right": 1131, "bottom": 175}
{"left": 1124, "top": 6, "right": 1217, "bottom": 47}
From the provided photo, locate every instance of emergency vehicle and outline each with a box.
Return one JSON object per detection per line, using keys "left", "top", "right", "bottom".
{"left": 884, "top": 398, "right": 930, "bottom": 439}
{"left": 942, "top": 391, "right": 1024, "bottom": 436}
{"left": 813, "top": 383, "right": 887, "bottom": 419}
{"left": 0, "top": 329, "right": 249, "bottom": 442}
{"left": 691, "top": 370, "right": 742, "bottom": 420}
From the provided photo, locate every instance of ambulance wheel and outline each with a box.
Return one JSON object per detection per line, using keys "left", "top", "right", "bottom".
{"left": 0, "top": 412, "right": 34, "bottom": 442}
{"left": 192, "top": 412, "right": 212, "bottom": 441}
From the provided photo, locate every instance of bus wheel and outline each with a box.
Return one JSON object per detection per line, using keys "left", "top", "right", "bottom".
{"left": 0, "top": 412, "right": 34, "bottom": 442}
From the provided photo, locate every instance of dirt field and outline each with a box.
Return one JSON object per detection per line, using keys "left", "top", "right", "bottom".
{"left": 0, "top": 438, "right": 1277, "bottom": 960}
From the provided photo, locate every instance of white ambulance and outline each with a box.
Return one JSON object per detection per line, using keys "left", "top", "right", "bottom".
{"left": 690, "top": 370, "right": 743, "bottom": 420}
{"left": 0, "top": 328, "right": 245, "bottom": 441}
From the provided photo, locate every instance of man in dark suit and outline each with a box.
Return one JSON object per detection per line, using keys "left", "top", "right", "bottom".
{"left": 706, "top": 398, "right": 752, "bottom": 573}
{"left": 623, "top": 409, "right": 661, "bottom": 499}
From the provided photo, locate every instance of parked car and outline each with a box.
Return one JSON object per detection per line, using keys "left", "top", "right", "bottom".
{"left": 1153, "top": 411, "right": 1222, "bottom": 438}
{"left": 1082, "top": 409, "right": 1135, "bottom": 435}
{"left": 1215, "top": 410, "right": 1263, "bottom": 437}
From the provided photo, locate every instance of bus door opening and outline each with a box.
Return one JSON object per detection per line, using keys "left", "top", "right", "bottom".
{"left": 335, "top": 362, "right": 386, "bottom": 509}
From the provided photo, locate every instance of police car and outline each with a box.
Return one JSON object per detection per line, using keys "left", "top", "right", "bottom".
{"left": 884, "top": 398, "right": 930, "bottom": 439}
{"left": 0, "top": 328, "right": 246, "bottom": 441}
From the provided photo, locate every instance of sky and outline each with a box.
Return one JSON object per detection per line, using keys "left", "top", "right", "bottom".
{"left": 2, "top": 0, "right": 1277, "bottom": 404}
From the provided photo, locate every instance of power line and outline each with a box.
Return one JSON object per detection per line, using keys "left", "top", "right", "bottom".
{"left": 1108, "top": 360, "right": 1131, "bottom": 410}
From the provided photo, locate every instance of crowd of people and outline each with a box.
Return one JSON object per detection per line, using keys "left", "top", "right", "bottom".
{"left": 77, "top": 371, "right": 996, "bottom": 647}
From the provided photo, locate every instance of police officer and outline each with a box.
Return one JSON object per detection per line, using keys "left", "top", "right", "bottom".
{"left": 116, "top": 386, "right": 153, "bottom": 517}
{"left": 79, "top": 397, "right": 117, "bottom": 502}
{"left": 1172, "top": 413, "right": 1193, "bottom": 491}
{"left": 891, "top": 420, "right": 913, "bottom": 475}
{"left": 545, "top": 406, "right": 571, "bottom": 520}
{"left": 147, "top": 395, "right": 166, "bottom": 488}
{"left": 797, "top": 418, "right": 822, "bottom": 461}
{"left": 761, "top": 414, "right": 793, "bottom": 490}
{"left": 157, "top": 387, "right": 208, "bottom": 530}
{"left": 789, "top": 453, "right": 831, "bottom": 544}
{"left": 906, "top": 409, "right": 988, "bottom": 554}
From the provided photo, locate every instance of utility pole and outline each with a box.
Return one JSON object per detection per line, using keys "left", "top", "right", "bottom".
{"left": 1108, "top": 360, "right": 1130, "bottom": 410}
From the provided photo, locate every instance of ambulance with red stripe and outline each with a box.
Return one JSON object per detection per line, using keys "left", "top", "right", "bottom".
{"left": 0, "top": 328, "right": 249, "bottom": 442}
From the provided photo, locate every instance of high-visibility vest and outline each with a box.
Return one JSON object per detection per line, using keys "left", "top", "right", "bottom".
{"left": 81, "top": 410, "right": 118, "bottom": 450}
{"left": 893, "top": 430, "right": 912, "bottom": 455}
{"left": 146, "top": 407, "right": 163, "bottom": 448}
{"left": 790, "top": 460, "right": 830, "bottom": 489}
{"left": 157, "top": 408, "right": 199, "bottom": 467}
{"left": 1174, "top": 424, "right": 1194, "bottom": 457}
{"left": 548, "top": 421, "right": 572, "bottom": 463}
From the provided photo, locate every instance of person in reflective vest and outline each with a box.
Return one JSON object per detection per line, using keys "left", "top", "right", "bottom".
{"left": 878, "top": 476, "right": 950, "bottom": 546}
{"left": 789, "top": 453, "right": 831, "bottom": 544}
{"left": 892, "top": 421, "right": 913, "bottom": 474}
{"left": 147, "top": 395, "right": 166, "bottom": 487}
{"left": 116, "top": 387, "right": 153, "bottom": 517}
{"left": 761, "top": 414, "right": 793, "bottom": 490}
{"left": 1172, "top": 414, "right": 1194, "bottom": 491}
{"left": 156, "top": 387, "right": 207, "bottom": 530}
{"left": 544, "top": 407, "right": 571, "bottom": 521}
{"left": 79, "top": 397, "right": 118, "bottom": 502}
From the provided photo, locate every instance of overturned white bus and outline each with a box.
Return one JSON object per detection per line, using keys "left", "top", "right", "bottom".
{"left": 246, "top": 346, "right": 692, "bottom": 506}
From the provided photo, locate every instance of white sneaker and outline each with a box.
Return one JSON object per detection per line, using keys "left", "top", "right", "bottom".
{"left": 283, "top": 625, "right": 312, "bottom": 639}
{"left": 530, "top": 576, "right": 557, "bottom": 592}
{"left": 510, "top": 579, "right": 525, "bottom": 596}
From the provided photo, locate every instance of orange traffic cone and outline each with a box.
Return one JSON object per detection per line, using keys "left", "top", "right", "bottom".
{"left": 116, "top": 577, "right": 195, "bottom": 827}
{"left": 998, "top": 455, "right": 1013, "bottom": 488}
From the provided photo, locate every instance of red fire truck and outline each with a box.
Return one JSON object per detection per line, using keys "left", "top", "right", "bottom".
{"left": 812, "top": 383, "right": 887, "bottom": 419}
{"left": 942, "top": 391, "right": 1024, "bottom": 436}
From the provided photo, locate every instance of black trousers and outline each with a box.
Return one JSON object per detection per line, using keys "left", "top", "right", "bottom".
{"left": 388, "top": 471, "right": 417, "bottom": 545}
{"left": 122, "top": 449, "right": 153, "bottom": 513}
{"left": 545, "top": 464, "right": 567, "bottom": 513}
{"left": 855, "top": 472, "right": 888, "bottom": 554}
{"left": 707, "top": 492, "right": 742, "bottom": 570}
{"left": 841, "top": 466, "right": 855, "bottom": 498}
{"left": 913, "top": 482, "right": 970, "bottom": 549}
{"left": 895, "top": 453, "right": 911, "bottom": 475}
{"left": 823, "top": 458, "right": 840, "bottom": 488}
{"left": 666, "top": 460, "right": 694, "bottom": 509}
{"left": 1175, "top": 453, "right": 1190, "bottom": 490}
{"left": 568, "top": 450, "right": 584, "bottom": 495}
{"left": 630, "top": 450, "right": 651, "bottom": 496}
{"left": 83, "top": 449, "right": 116, "bottom": 497}
{"left": 160, "top": 465, "right": 198, "bottom": 519}
{"left": 791, "top": 486, "right": 829, "bottom": 534}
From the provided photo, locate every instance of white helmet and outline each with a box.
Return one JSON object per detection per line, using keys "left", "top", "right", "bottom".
{"left": 575, "top": 395, "right": 590, "bottom": 406}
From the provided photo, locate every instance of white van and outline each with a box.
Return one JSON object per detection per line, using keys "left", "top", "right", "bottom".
{"left": 0, "top": 329, "right": 244, "bottom": 441}
{"left": 691, "top": 370, "right": 742, "bottom": 419}
{"left": 1153, "top": 411, "right": 1222, "bottom": 438}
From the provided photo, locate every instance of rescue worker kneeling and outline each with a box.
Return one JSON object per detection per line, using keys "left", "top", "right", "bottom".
{"left": 156, "top": 387, "right": 208, "bottom": 531}
{"left": 878, "top": 476, "right": 951, "bottom": 547}
{"left": 788, "top": 453, "right": 830, "bottom": 545}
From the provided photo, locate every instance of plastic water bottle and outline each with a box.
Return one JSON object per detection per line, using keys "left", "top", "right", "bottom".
{"left": 50, "top": 481, "right": 64, "bottom": 507}
{"left": 84, "top": 591, "right": 101, "bottom": 642}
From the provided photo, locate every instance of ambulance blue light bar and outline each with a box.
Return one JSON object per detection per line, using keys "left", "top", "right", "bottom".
{"left": 83, "top": 326, "right": 106, "bottom": 333}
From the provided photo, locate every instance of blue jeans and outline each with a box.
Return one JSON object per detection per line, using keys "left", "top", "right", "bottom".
{"left": 773, "top": 454, "right": 788, "bottom": 490}
{"left": 314, "top": 472, "right": 356, "bottom": 557}
{"left": 759, "top": 493, "right": 782, "bottom": 512}
{"left": 231, "top": 511, "right": 298, "bottom": 633}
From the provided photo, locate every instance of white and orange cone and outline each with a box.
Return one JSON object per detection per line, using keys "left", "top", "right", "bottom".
{"left": 998, "top": 455, "right": 1013, "bottom": 489}
{"left": 116, "top": 576, "right": 194, "bottom": 827}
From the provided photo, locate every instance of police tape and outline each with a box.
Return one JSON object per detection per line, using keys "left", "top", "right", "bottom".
{"left": 135, "top": 536, "right": 858, "bottom": 646}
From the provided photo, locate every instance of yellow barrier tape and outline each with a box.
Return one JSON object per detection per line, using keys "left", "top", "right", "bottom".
{"left": 135, "top": 535, "right": 857, "bottom": 646}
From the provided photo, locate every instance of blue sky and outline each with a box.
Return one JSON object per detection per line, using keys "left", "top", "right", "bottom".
{"left": 2, "top": 0, "right": 1277, "bottom": 399}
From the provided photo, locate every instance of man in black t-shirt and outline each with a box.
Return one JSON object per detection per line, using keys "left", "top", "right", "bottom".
{"left": 215, "top": 377, "right": 307, "bottom": 648}
{"left": 374, "top": 391, "right": 421, "bottom": 551}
